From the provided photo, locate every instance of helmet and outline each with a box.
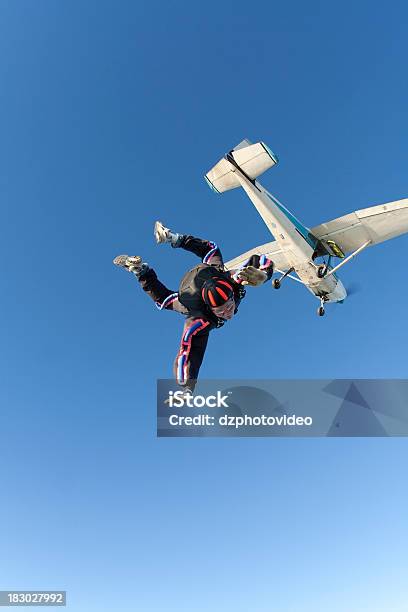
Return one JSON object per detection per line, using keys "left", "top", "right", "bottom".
{"left": 201, "top": 277, "right": 234, "bottom": 308}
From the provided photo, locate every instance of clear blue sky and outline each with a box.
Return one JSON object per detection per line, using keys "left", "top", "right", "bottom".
{"left": 0, "top": 1, "right": 407, "bottom": 610}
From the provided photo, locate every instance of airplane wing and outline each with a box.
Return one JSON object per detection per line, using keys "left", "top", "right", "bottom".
{"left": 311, "top": 198, "right": 408, "bottom": 254}
{"left": 225, "top": 240, "right": 290, "bottom": 272}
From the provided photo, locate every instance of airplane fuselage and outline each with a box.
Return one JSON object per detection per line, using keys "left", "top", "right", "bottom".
{"left": 233, "top": 167, "right": 347, "bottom": 303}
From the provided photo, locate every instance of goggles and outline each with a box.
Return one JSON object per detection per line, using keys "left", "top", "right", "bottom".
{"left": 211, "top": 297, "right": 235, "bottom": 319}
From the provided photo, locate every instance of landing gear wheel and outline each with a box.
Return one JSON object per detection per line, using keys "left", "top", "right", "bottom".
{"left": 317, "top": 265, "right": 327, "bottom": 278}
{"left": 317, "top": 306, "right": 325, "bottom": 316}
{"left": 273, "top": 279, "right": 281, "bottom": 289}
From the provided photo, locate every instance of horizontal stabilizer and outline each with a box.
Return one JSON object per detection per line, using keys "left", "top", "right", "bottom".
{"left": 205, "top": 141, "right": 278, "bottom": 193}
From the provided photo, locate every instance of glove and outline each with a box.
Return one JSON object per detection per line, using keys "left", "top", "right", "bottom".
{"left": 237, "top": 266, "right": 268, "bottom": 287}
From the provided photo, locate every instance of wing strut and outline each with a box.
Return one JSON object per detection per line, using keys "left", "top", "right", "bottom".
{"left": 275, "top": 269, "right": 305, "bottom": 284}
{"left": 324, "top": 240, "right": 371, "bottom": 278}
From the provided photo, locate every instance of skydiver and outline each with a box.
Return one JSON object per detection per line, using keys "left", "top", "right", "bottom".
{"left": 114, "top": 222, "right": 274, "bottom": 395}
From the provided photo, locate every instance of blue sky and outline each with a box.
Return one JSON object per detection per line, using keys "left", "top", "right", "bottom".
{"left": 0, "top": 1, "right": 407, "bottom": 610}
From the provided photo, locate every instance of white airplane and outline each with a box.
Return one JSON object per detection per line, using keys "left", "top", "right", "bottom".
{"left": 205, "top": 139, "right": 408, "bottom": 316}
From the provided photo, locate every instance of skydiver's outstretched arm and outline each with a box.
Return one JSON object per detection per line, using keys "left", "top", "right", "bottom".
{"left": 231, "top": 254, "right": 274, "bottom": 286}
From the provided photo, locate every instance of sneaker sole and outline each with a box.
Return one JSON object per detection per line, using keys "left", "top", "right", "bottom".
{"left": 154, "top": 221, "right": 169, "bottom": 244}
{"left": 113, "top": 255, "right": 142, "bottom": 269}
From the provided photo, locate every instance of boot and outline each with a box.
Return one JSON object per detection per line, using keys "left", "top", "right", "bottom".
{"left": 113, "top": 255, "right": 149, "bottom": 277}
{"left": 154, "top": 221, "right": 183, "bottom": 247}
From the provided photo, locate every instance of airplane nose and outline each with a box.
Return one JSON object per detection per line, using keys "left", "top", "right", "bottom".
{"left": 336, "top": 280, "right": 347, "bottom": 301}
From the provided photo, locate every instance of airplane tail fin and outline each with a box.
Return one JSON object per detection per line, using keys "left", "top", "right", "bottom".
{"left": 204, "top": 140, "right": 278, "bottom": 194}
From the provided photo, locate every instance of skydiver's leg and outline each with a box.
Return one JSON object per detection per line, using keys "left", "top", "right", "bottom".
{"left": 178, "top": 235, "right": 224, "bottom": 267}
{"left": 113, "top": 254, "right": 187, "bottom": 314}
{"left": 138, "top": 267, "right": 188, "bottom": 314}
{"left": 154, "top": 221, "right": 224, "bottom": 267}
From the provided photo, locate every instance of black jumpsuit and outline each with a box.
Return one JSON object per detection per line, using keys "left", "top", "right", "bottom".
{"left": 138, "top": 235, "right": 273, "bottom": 391}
